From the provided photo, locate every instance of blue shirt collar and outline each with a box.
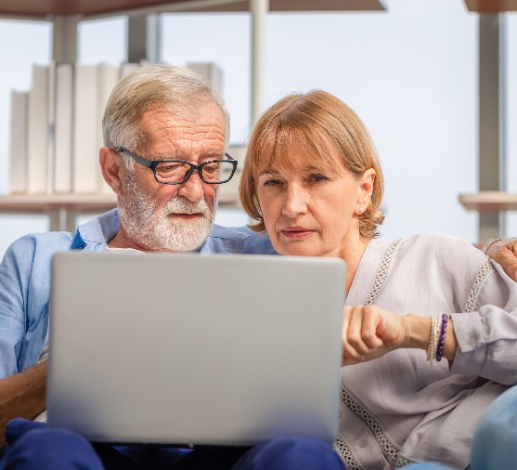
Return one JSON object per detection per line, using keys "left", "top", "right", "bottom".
{"left": 70, "top": 208, "right": 255, "bottom": 255}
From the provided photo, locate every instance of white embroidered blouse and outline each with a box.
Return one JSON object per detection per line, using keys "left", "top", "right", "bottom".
{"left": 336, "top": 233, "right": 517, "bottom": 470}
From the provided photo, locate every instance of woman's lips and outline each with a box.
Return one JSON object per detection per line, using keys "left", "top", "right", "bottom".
{"left": 280, "top": 228, "right": 314, "bottom": 239}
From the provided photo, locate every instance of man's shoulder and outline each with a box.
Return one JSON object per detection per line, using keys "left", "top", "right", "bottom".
{"left": 0, "top": 231, "right": 75, "bottom": 284}
{"left": 7, "top": 231, "right": 74, "bottom": 257}
{"left": 206, "top": 225, "right": 276, "bottom": 255}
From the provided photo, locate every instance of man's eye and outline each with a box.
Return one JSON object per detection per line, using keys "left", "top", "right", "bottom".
{"left": 203, "top": 163, "right": 220, "bottom": 173}
{"left": 162, "top": 163, "right": 184, "bottom": 171}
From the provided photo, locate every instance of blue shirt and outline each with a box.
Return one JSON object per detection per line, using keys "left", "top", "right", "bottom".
{"left": 0, "top": 209, "right": 275, "bottom": 378}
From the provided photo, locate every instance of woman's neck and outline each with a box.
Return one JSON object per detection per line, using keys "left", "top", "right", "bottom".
{"left": 338, "top": 230, "right": 371, "bottom": 295}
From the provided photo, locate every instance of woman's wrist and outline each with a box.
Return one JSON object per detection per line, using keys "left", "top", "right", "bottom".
{"left": 401, "top": 314, "right": 432, "bottom": 350}
{"left": 401, "top": 315, "right": 457, "bottom": 363}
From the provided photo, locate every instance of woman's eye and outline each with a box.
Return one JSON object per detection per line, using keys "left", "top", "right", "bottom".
{"left": 263, "top": 179, "right": 282, "bottom": 186}
{"left": 310, "top": 174, "right": 329, "bottom": 183}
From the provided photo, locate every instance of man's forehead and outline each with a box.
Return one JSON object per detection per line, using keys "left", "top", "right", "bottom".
{"left": 140, "top": 103, "right": 225, "bottom": 127}
{"left": 136, "top": 105, "right": 227, "bottom": 157}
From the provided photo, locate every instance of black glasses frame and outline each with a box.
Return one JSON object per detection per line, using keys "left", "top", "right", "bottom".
{"left": 115, "top": 147, "right": 238, "bottom": 185}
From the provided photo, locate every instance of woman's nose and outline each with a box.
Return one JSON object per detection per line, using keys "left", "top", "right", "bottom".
{"left": 282, "top": 185, "right": 308, "bottom": 217}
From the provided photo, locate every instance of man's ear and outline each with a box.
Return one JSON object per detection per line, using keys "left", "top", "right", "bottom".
{"left": 99, "top": 147, "right": 125, "bottom": 194}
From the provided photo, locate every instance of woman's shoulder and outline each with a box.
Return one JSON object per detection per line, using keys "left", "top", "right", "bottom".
{"left": 369, "top": 233, "right": 482, "bottom": 263}
{"left": 398, "top": 232, "right": 482, "bottom": 257}
{"left": 389, "top": 232, "right": 488, "bottom": 282}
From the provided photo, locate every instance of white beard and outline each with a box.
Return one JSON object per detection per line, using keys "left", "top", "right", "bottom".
{"left": 118, "top": 174, "right": 216, "bottom": 252}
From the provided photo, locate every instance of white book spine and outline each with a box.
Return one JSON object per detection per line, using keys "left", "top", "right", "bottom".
{"left": 98, "top": 63, "right": 119, "bottom": 194}
{"left": 54, "top": 63, "right": 74, "bottom": 193}
{"left": 27, "top": 64, "right": 49, "bottom": 195}
{"left": 119, "top": 62, "right": 140, "bottom": 79}
{"left": 73, "top": 64, "right": 99, "bottom": 194}
{"left": 186, "top": 62, "right": 223, "bottom": 97}
{"left": 46, "top": 62, "right": 56, "bottom": 194}
{"left": 9, "top": 91, "right": 29, "bottom": 194}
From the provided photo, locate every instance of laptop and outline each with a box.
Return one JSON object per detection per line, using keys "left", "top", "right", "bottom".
{"left": 47, "top": 252, "right": 345, "bottom": 446}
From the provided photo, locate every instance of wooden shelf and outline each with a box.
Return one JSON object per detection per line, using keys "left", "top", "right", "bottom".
{"left": 0, "top": 192, "right": 241, "bottom": 232}
{"left": 0, "top": 192, "right": 240, "bottom": 212}
{"left": 0, "top": 194, "right": 117, "bottom": 213}
{"left": 0, "top": 0, "right": 385, "bottom": 19}
{"left": 459, "top": 191, "right": 517, "bottom": 212}
{"left": 464, "top": 0, "right": 517, "bottom": 12}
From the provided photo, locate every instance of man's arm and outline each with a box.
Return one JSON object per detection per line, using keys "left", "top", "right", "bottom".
{"left": 0, "top": 361, "right": 46, "bottom": 449}
{"left": 477, "top": 238, "right": 517, "bottom": 281}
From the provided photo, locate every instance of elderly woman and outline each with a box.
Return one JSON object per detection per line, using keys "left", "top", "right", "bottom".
{"left": 239, "top": 90, "right": 517, "bottom": 469}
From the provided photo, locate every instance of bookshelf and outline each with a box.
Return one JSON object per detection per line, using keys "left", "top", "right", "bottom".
{"left": 0, "top": 192, "right": 241, "bottom": 232}
{"left": 0, "top": 0, "right": 386, "bottom": 18}
{"left": 459, "top": 192, "right": 517, "bottom": 212}
{"left": 1, "top": 0, "right": 386, "bottom": 231}
{"left": 459, "top": 0, "right": 515, "bottom": 238}
{"left": 463, "top": 0, "right": 517, "bottom": 12}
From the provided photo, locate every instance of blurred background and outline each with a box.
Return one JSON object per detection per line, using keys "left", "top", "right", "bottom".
{"left": 0, "top": 0, "right": 516, "bottom": 257}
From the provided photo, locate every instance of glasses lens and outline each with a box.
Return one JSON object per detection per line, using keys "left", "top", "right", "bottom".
{"left": 155, "top": 161, "right": 192, "bottom": 184}
{"left": 202, "top": 160, "right": 235, "bottom": 183}
{"left": 154, "top": 159, "right": 235, "bottom": 184}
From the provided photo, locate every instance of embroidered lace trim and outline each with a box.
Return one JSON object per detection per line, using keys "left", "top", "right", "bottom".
{"left": 340, "top": 386, "right": 416, "bottom": 467}
{"left": 463, "top": 258, "right": 495, "bottom": 313}
{"left": 363, "top": 239, "right": 404, "bottom": 306}
{"left": 337, "top": 238, "right": 416, "bottom": 468}
{"left": 334, "top": 434, "right": 368, "bottom": 470}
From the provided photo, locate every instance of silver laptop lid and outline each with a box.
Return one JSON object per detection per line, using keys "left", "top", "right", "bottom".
{"left": 47, "top": 252, "right": 345, "bottom": 446}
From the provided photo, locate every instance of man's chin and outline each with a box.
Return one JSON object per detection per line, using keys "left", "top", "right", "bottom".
{"left": 160, "top": 218, "right": 214, "bottom": 252}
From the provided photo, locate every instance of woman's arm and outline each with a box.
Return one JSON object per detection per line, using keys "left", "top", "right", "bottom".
{"left": 341, "top": 306, "right": 458, "bottom": 365}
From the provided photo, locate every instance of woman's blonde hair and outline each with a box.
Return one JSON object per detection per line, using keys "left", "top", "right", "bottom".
{"left": 240, "top": 90, "right": 385, "bottom": 239}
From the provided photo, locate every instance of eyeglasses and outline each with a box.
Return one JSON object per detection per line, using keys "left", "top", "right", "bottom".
{"left": 116, "top": 147, "right": 238, "bottom": 185}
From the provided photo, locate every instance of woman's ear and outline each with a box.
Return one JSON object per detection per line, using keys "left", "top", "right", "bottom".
{"left": 99, "top": 147, "right": 125, "bottom": 195}
{"left": 356, "top": 168, "right": 376, "bottom": 213}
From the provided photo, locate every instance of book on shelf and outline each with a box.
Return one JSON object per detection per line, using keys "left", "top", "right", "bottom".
{"left": 119, "top": 62, "right": 140, "bottom": 79}
{"left": 73, "top": 64, "right": 100, "bottom": 194}
{"left": 46, "top": 62, "right": 56, "bottom": 195}
{"left": 54, "top": 63, "right": 74, "bottom": 193}
{"left": 218, "top": 145, "right": 245, "bottom": 203}
{"left": 97, "top": 63, "right": 119, "bottom": 194}
{"left": 27, "top": 64, "right": 51, "bottom": 195}
{"left": 9, "top": 91, "right": 29, "bottom": 194}
{"left": 186, "top": 62, "right": 223, "bottom": 96}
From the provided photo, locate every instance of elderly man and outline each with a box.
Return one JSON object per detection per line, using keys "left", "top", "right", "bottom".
{"left": 1, "top": 64, "right": 516, "bottom": 470}
{"left": 0, "top": 65, "right": 343, "bottom": 470}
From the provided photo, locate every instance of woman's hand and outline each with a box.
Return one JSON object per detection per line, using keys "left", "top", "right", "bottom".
{"left": 342, "top": 305, "right": 406, "bottom": 365}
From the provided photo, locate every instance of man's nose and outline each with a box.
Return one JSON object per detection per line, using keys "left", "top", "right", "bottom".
{"left": 282, "top": 184, "right": 308, "bottom": 217}
{"left": 177, "top": 170, "right": 204, "bottom": 202}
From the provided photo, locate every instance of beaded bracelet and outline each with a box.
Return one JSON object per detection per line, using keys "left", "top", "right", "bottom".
{"left": 435, "top": 314, "right": 449, "bottom": 362}
{"left": 426, "top": 315, "right": 441, "bottom": 363}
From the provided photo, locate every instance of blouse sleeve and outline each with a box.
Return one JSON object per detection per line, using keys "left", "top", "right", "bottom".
{"left": 450, "top": 260, "right": 517, "bottom": 384}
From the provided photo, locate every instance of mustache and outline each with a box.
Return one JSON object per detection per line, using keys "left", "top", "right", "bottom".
{"left": 163, "top": 196, "right": 210, "bottom": 217}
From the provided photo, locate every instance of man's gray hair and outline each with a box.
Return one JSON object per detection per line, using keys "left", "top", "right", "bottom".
{"left": 102, "top": 64, "right": 230, "bottom": 168}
